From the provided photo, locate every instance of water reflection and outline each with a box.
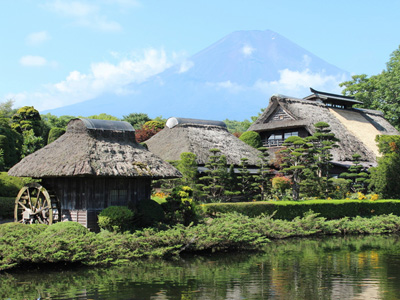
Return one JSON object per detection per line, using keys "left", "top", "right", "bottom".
{"left": 1, "top": 235, "right": 400, "bottom": 299}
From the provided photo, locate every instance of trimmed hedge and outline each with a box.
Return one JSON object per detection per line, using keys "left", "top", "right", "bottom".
{"left": 0, "top": 197, "right": 14, "bottom": 219}
{"left": 202, "top": 200, "right": 400, "bottom": 220}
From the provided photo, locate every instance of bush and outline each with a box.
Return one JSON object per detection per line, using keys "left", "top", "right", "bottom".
{"left": 202, "top": 200, "right": 400, "bottom": 220}
{"left": 0, "top": 172, "right": 34, "bottom": 197}
{"left": 47, "top": 127, "right": 65, "bottom": 144}
{"left": 134, "top": 200, "right": 165, "bottom": 228}
{"left": 0, "top": 197, "right": 14, "bottom": 219}
{"left": 162, "top": 186, "right": 199, "bottom": 226}
{"left": 239, "top": 131, "right": 262, "bottom": 148}
{"left": 98, "top": 206, "right": 134, "bottom": 232}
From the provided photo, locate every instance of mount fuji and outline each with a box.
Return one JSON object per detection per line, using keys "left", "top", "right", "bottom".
{"left": 45, "top": 30, "right": 349, "bottom": 120}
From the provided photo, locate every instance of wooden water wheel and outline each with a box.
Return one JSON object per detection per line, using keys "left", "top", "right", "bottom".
{"left": 14, "top": 182, "right": 61, "bottom": 225}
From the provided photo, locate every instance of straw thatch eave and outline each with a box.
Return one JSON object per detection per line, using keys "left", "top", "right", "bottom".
{"left": 145, "top": 122, "right": 262, "bottom": 166}
{"left": 248, "top": 95, "right": 400, "bottom": 163}
{"left": 8, "top": 119, "right": 181, "bottom": 179}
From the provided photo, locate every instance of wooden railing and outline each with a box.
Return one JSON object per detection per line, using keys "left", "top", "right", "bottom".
{"left": 263, "top": 139, "right": 284, "bottom": 147}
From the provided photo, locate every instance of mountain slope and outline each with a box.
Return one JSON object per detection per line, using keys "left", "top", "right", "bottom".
{"left": 46, "top": 30, "right": 349, "bottom": 120}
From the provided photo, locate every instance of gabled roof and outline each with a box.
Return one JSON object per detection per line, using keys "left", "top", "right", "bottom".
{"left": 304, "top": 87, "right": 363, "bottom": 107}
{"left": 248, "top": 94, "right": 400, "bottom": 163}
{"left": 145, "top": 117, "right": 262, "bottom": 166}
{"left": 8, "top": 119, "right": 181, "bottom": 179}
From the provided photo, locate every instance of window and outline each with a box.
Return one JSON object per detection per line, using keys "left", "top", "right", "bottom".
{"left": 284, "top": 131, "right": 298, "bottom": 139}
{"left": 109, "top": 189, "right": 128, "bottom": 206}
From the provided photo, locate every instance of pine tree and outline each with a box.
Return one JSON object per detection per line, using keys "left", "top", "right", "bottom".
{"left": 305, "top": 122, "right": 339, "bottom": 197}
{"left": 280, "top": 136, "right": 311, "bottom": 200}
{"left": 199, "top": 148, "right": 228, "bottom": 202}
{"left": 340, "top": 153, "right": 369, "bottom": 193}
{"left": 237, "top": 157, "right": 259, "bottom": 200}
{"left": 254, "top": 147, "right": 271, "bottom": 200}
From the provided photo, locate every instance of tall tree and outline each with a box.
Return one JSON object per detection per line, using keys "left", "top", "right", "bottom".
{"left": 122, "top": 113, "right": 151, "bottom": 129}
{"left": 369, "top": 135, "right": 400, "bottom": 198}
{"left": 340, "top": 45, "right": 400, "bottom": 130}
{"left": 280, "top": 136, "right": 311, "bottom": 200}
{"left": 199, "top": 148, "right": 228, "bottom": 202}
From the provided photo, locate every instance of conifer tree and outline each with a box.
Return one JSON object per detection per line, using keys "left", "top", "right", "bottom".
{"left": 254, "top": 147, "right": 271, "bottom": 200}
{"left": 199, "top": 148, "right": 228, "bottom": 202}
{"left": 280, "top": 136, "right": 311, "bottom": 200}
{"left": 340, "top": 153, "right": 369, "bottom": 193}
{"left": 237, "top": 157, "right": 259, "bottom": 200}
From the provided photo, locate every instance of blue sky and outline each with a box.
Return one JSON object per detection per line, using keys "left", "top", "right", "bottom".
{"left": 2, "top": 0, "right": 400, "bottom": 113}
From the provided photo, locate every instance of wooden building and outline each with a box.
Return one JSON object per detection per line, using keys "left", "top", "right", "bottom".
{"left": 145, "top": 117, "right": 262, "bottom": 168}
{"left": 8, "top": 118, "right": 181, "bottom": 230}
{"left": 248, "top": 88, "right": 400, "bottom": 172}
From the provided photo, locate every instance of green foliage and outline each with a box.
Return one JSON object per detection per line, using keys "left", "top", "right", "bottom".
{"left": 199, "top": 149, "right": 229, "bottom": 202}
{"left": 21, "top": 129, "right": 44, "bottom": 157}
{"left": 340, "top": 46, "right": 400, "bottom": 130}
{"left": 98, "top": 206, "right": 134, "bottom": 232}
{"left": 4, "top": 212, "right": 400, "bottom": 271}
{"left": 41, "top": 113, "right": 75, "bottom": 129}
{"left": 223, "top": 119, "right": 252, "bottom": 135}
{"left": 162, "top": 186, "right": 199, "bottom": 226}
{"left": 85, "top": 113, "right": 120, "bottom": 121}
{"left": 122, "top": 113, "right": 151, "bottom": 130}
{"left": 176, "top": 152, "right": 198, "bottom": 188}
{"left": 203, "top": 199, "right": 400, "bottom": 220}
{"left": 271, "top": 175, "right": 292, "bottom": 199}
{"left": 280, "top": 136, "right": 310, "bottom": 200}
{"left": 134, "top": 200, "right": 165, "bottom": 228}
{"left": 11, "top": 106, "right": 42, "bottom": 136}
{"left": 254, "top": 147, "right": 271, "bottom": 200}
{"left": 0, "top": 172, "right": 33, "bottom": 197}
{"left": 143, "top": 120, "right": 165, "bottom": 131}
{"left": 47, "top": 127, "right": 66, "bottom": 144}
{"left": 0, "top": 99, "right": 17, "bottom": 119}
{"left": 328, "top": 178, "right": 351, "bottom": 199}
{"left": 236, "top": 157, "right": 258, "bottom": 200}
{"left": 0, "top": 121, "right": 22, "bottom": 168}
{"left": 340, "top": 153, "right": 369, "bottom": 193}
{"left": 369, "top": 135, "right": 400, "bottom": 198}
{"left": 0, "top": 197, "right": 14, "bottom": 218}
{"left": 239, "top": 131, "right": 262, "bottom": 148}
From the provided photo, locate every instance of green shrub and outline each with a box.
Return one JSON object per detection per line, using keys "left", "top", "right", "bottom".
{"left": 239, "top": 131, "right": 262, "bottom": 148}
{"left": 202, "top": 200, "right": 400, "bottom": 220}
{"left": 0, "top": 172, "right": 34, "bottom": 197}
{"left": 98, "top": 206, "right": 134, "bottom": 232}
{"left": 162, "top": 186, "right": 199, "bottom": 226}
{"left": 134, "top": 199, "right": 165, "bottom": 228}
{"left": 47, "top": 127, "right": 65, "bottom": 144}
{"left": 0, "top": 197, "right": 14, "bottom": 219}
{"left": 35, "top": 222, "right": 93, "bottom": 263}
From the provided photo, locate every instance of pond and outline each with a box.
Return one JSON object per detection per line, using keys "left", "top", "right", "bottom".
{"left": 2, "top": 235, "right": 400, "bottom": 299}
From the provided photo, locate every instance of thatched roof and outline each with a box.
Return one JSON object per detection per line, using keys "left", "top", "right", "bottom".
{"left": 8, "top": 119, "right": 181, "bottom": 179}
{"left": 145, "top": 117, "right": 262, "bottom": 166}
{"left": 248, "top": 94, "right": 400, "bottom": 163}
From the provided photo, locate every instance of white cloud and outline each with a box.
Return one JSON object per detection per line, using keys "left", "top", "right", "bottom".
{"left": 19, "top": 55, "right": 48, "bottom": 67}
{"left": 254, "top": 69, "right": 347, "bottom": 96}
{"left": 178, "top": 60, "right": 194, "bottom": 73}
{"left": 242, "top": 45, "right": 255, "bottom": 57}
{"left": 26, "top": 31, "right": 50, "bottom": 46}
{"left": 43, "top": 0, "right": 122, "bottom": 32}
{"left": 9, "top": 48, "right": 172, "bottom": 111}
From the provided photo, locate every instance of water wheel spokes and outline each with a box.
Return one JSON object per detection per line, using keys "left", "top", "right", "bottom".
{"left": 14, "top": 183, "right": 60, "bottom": 225}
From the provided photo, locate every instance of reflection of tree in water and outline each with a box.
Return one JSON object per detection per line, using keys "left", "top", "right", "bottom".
{"left": 1, "top": 235, "right": 400, "bottom": 299}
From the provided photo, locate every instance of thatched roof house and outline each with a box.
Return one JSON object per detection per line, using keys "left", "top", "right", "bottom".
{"left": 248, "top": 88, "right": 399, "bottom": 168}
{"left": 145, "top": 117, "right": 262, "bottom": 167}
{"left": 9, "top": 118, "right": 180, "bottom": 230}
